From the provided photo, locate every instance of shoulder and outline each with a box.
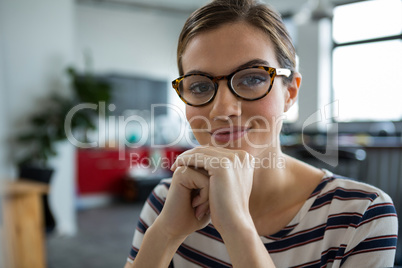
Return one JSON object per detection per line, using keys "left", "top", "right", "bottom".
{"left": 317, "top": 173, "right": 398, "bottom": 265}
{"left": 313, "top": 171, "right": 397, "bottom": 230}
{"left": 318, "top": 171, "right": 394, "bottom": 205}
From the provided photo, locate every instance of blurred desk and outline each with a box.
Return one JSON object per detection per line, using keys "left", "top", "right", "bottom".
{"left": 1, "top": 180, "right": 49, "bottom": 268}
{"left": 122, "top": 168, "right": 172, "bottom": 202}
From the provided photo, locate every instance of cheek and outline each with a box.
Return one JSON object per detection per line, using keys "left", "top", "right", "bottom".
{"left": 250, "top": 93, "right": 284, "bottom": 119}
{"left": 186, "top": 107, "right": 211, "bottom": 131}
{"left": 186, "top": 106, "right": 199, "bottom": 128}
{"left": 186, "top": 107, "right": 212, "bottom": 145}
{"left": 246, "top": 92, "right": 286, "bottom": 135}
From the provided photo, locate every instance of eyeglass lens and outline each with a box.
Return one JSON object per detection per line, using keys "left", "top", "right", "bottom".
{"left": 178, "top": 68, "right": 273, "bottom": 105}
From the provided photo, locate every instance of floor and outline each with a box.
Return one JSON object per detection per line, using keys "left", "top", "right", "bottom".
{"left": 46, "top": 201, "right": 143, "bottom": 268}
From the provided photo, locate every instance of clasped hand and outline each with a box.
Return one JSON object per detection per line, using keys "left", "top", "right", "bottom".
{"left": 155, "top": 146, "right": 255, "bottom": 240}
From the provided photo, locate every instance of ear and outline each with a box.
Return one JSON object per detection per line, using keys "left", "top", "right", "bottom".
{"left": 284, "top": 72, "right": 301, "bottom": 112}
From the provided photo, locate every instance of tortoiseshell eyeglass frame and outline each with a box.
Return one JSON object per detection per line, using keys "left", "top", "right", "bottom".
{"left": 171, "top": 66, "right": 291, "bottom": 107}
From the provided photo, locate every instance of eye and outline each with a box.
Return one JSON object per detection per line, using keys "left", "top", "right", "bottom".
{"left": 238, "top": 74, "right": 268, "bottom": 88}
{"left": 188, "top": 81, "right": 214, "bottom": 95}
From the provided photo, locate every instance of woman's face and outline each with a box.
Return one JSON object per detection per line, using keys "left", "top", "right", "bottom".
{"left": 181, "top": 22, "right": 298, "bottom": 156}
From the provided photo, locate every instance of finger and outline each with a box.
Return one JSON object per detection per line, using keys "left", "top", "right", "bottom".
{"left": 171, "top": 146, "right": 215, "bottom": 170}
{"left": 192, "top": 182, "right": 209, "bottom": 208}
{"left": 174, "top": 166, "right": 209, "bottom": 194}
{"left": 172, "top": 153, "right": 207, "bottom": 171}
{"left": 194, "top": 201, "right": 210, "bottom": 221}
{"left": 174, "top": 165, "right": 208, "bottom": 179}
{"left": 171, "top": 153, "right": 198, "bottom": 171}
{"left": 172, "top": 155, "right": 211, "bottom": 176}
{"left": 173, "top": 149, "right": 253, "bottom": 170}
{"left": 174, "top": 153, "right": 226, "bottom": 172}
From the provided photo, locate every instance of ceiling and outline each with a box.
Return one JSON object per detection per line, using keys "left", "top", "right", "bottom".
{"left": 85, "top": 0, "right": 360, "bottom": 16}
{"left": 123, "top": 0, "right": 308, "bottom": 13}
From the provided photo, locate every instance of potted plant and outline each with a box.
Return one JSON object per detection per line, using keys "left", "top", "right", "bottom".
{"left": 17, "top": 67, "right": 111, "bottom": 167}
{"left": 15, "top": 66, "right": 112, "bottom": 232}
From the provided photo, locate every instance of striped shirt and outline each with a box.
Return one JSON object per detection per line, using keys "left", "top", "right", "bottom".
{"left": 127, "top": 170, "right": 398, "bottom": 267}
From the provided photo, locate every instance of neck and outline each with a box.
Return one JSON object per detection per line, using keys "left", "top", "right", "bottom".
{"left": 249, "top": 150, "right": 295, "bottom": 215}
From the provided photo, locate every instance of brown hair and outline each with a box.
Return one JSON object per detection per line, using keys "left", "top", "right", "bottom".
{"left": 177, "top": 0, "right": 296, "bottom": 83}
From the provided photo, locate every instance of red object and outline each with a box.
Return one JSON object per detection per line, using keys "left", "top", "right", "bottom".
{"left": 76, "top": 148, "right": 149, "bottom": 195}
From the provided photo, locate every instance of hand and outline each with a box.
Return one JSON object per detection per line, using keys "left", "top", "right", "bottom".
{"left": 171, "top": 146, "right": 255, "bottom": 236}
{"left": 154, "top": 164, "right": 211, "bottom": 240}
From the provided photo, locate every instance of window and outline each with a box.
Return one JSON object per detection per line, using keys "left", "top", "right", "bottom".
{"left": 332, "top": 0, "right": 402, "bottom": 122}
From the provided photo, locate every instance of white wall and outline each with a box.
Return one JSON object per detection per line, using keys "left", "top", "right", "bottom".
{"left": 0, "top": 2, "right": 9, "bottom": 264}
{"left": 0, "top": 0, "right": 76, "bottom": 176}
{"left": 0, "top": 0, "right": 77, "bottom": 235}
{"left": 75, "top": 3, "right": 188, "bottom": 81}
{"left": 0, "top": 1, "right": 10, "bottom": 179}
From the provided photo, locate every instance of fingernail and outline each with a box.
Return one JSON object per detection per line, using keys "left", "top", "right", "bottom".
{"left": 192, "top": 195, "right": 201, "bottom": 208}
{"left": 170, "top": 163, "right": 176, "bottom": 171}
{"left": 197, "top": 213, "right": 205, "bottom": 221}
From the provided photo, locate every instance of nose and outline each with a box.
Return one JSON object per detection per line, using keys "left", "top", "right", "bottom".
{"left": 208, "top": 80, "right": 242, "bottom": 120}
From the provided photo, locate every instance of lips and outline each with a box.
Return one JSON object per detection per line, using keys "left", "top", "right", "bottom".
{"left": 210, "top": 126, "right": 250, "bottom": 143}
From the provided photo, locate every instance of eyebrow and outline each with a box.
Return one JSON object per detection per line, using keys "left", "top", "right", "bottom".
{"left": 234, "top": 59, "right": 271, "bottom": 71}
{"left": 185, "top": 58, "right": 271, "bottom": 76}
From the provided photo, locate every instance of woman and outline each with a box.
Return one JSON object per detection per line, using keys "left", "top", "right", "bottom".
{"left": 125, "top": 0, "right": 398, "bottom": 267}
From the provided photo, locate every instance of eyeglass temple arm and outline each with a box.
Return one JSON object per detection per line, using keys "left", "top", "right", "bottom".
{"left": 276, "top": 68, "right": 291, "bottom": 77}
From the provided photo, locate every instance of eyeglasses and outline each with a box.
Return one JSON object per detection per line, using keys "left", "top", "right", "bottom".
{"left": 172, "top": 66, "right": 291, "bottom": 107}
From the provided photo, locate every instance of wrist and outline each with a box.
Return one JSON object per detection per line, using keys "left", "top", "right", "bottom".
{"left": 133, "top": 217, "right": 187, "bottom": 267}
{"left": 152, "top": 217, "right": 188, "bottom": 245}
{"left": 217, "top": 214, "right": 257, "bottom": 239}
{"left": 217, "top": 218, "right": 276, "bottom": 268}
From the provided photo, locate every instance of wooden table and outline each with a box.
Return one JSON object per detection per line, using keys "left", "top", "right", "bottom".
{"left": 1, "top": 180, "right": 49, "bottom": 268}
